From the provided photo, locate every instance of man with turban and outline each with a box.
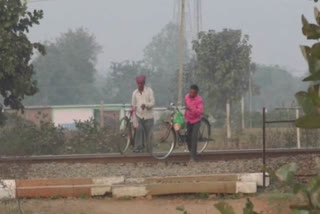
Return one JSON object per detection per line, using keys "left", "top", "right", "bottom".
{"left": 131, "top": 75, "right": 155, "bottom": 153}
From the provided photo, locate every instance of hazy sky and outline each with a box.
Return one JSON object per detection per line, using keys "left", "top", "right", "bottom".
{"left": 28, "top": 0, "right": 317, "bottom": 76}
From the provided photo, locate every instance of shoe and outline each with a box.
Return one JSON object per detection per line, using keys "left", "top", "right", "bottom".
{"left": 133, "top": 149, "right": 143, "bottom": 153}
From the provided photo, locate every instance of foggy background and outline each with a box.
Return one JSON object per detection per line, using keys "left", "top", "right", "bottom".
{"left": 3, "top": 0, "right": 320, "bottom": 156}
{"left": 28, "top": 0, "right": 314, "bottom": 75}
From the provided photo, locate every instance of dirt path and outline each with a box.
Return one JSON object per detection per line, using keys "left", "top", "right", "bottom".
{"left": 0, "top": 196, "right": 292, "bottom": 214}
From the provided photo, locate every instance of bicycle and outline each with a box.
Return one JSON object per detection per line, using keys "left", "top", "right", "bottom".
{"left": 151, "top": 104, "right": 212, "bottom": 160}
{"left": 117, "top": 104, "right": 212, "bottom": 160}
{"left": 117, "top": 106, "right": 168, "bottom": 154}
{"left": 117, "top": 108, "right": 135, "bottom": 154}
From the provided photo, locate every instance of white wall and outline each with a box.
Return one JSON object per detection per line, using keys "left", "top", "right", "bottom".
{"left": 52, "top": 108, "right": 94, "bottom": 128}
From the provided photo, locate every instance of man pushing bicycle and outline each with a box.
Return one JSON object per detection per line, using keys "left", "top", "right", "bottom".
{"left": 184, "top": 84, "right": 204, "bottom": 161}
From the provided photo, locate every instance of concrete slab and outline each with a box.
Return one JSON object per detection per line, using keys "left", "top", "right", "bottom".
{"left": 147, "top": 182, "right": 240, "bottom": 195}
{"left": 16, "top": 185, "right": 92, "bottom": 198}
{"left": 16, "top": 178, "right": 93, "bottom": 198}
{"left": 129, "top": 173, "right": 270, "bottom": 187}
{"left": 112, "top": 181, "right": 257, "bottom": 198}
{"left": 91, "top": 187, "right": 112, "bottom": 196}
{"left": 16, "top": 178, "right": 93, "bottom": 187}
{"left": 91, "top": 177, "right": 124, "bottom": 196}
{"left": 145, "top": 174, "right": 239, "bottom": 184}
{"left": 126, "top": 178, "right": 146, "bottom": 184}
{"left": 238, "top": 173, "right": 270, "bottom": 187}
{"left": 236, "top": 182, "right": 257, "bottom": 194}
{"left": 92, "top": 177, "right": 124, "bottom": 186}
{"left": 0, "top": 180, "right": 16, "bottom": 199}
{"left": 11, "top": 174, "right": 264, "bottom": 199}
{"left": 112, "top": 185, "right": 149, "bottom": 198}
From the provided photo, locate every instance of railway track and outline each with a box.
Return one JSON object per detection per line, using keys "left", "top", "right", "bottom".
{"left": 0, "top": 148, "right": 319, "bottom": 164}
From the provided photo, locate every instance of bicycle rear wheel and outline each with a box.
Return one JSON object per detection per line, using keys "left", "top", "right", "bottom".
{"left": 117, "top": 117, "right": 132, "bottom": 154}
{"left": 151, "top": 121, "right": 176, "bottom": 160}
{"left": 197, "top": 118, "right": 211, "bottom": 154}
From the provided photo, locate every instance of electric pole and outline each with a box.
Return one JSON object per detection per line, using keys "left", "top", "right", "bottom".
{"left": 178, "top": 0, "right": 186, "bottom": 105}
{"left": 195, "top": 0, "right": 202, "bottom": 39}
{"left": 248, "top": 67, "right": 253, "bottom": 128}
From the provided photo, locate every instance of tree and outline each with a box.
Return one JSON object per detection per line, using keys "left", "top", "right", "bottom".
{"left": 191, "top": 29, "right": 252, "bottom": 138}
{"left": 251, "top": 65, "right": 306, "bottom": 111}
{"left": 192, "top": 29, "right": 252, "bottom": 112}
{"left": 143, "top": 23, "right": 189, "bottom": 105}
{"left": 0, "top": 0, "right": 45, "bottom": 123}
{"left": 144, "top": 22, "right": 186, "bottom": 75}
{"left": 178, "top": 56, "right": 198, "bottom": 96}
{"left": 103, "top": 59, "right": 181, "bottom": 105}
{"left": 103, "top": 23, "right": 190, "bottom": 106}
{"left": 25, "top": 28, "right": 102, "bottom": 105}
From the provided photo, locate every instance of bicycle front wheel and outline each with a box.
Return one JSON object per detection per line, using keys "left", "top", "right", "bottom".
{"left": 151, "top": 121, "right": 176, "bottom": 160}
{"left": 197, "top": 118, "right": 211, "bottom": 154}
{"left": 117, "top": 117, "right": 132, "bottom": 154}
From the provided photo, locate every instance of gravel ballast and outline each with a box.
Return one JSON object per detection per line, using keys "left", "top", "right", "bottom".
{"left": 0, "top": 154, "right": 317, "bottom": 180}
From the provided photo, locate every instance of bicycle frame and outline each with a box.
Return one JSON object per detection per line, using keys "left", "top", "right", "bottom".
{"left": 167, "top": 105, "right": 211, "bottom": 144}
{"left": 122, "top": 107, "right": 136, "bottom": 145}
{"left": 124, "top": 108, "right": 133, "bottom": 120}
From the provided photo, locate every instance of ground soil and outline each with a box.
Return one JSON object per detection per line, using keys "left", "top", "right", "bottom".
{"left": 0, "top": 194, "right": 293, "bottom": 214}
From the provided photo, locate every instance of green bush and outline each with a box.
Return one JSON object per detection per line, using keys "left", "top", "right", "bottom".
{"left": 0, "top": 113, "right": 65, "bottom": 156}
{"left": 64, "top": 118, "right": 118, "bottom": 154}
{"left": 275, "top": 160, "right": 320, "bottom": 213}
{"left": 215, "top": 199, "right": 261, "bottom": 214}
{"left": 0, "top": 114, "right": 119, "bottom": 156}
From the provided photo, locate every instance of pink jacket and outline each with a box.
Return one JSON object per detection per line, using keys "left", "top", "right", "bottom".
{"left": 184, "top": 94, "right": 204, "bottom": 124}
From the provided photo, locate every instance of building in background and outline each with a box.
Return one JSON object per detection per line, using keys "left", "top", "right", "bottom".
{"left": 5, "top": 104, "right": 129, "bottom": 129}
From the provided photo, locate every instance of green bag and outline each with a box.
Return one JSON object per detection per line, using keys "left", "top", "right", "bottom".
{"left": 173, "top": 112, "right": 185, "bottom": 129}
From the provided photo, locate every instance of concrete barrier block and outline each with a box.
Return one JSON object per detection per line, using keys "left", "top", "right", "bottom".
{"left": 112, "top": 185, "right": 148, "bottom": 198}
{"left": 236, "top": 182, "right": 257, "bottom": 194}
{"left": 126, "top": 178, "right": 145, "bottom": 184}
{"left": 16, "top": 185, "right": 91, "bottom": 198}
{"left": 92, "top": 177, "right": 124, "bottom": 186}
{"left": 145, "top": 174, "right": 239, "bottom": 184}
{"left": 16, "top": 178, "right": 92, "bottom": 187}
{"left": 238, "top": 173, "right": 270, "bottom": 187}
{"left": 91, "top": 186, "right": 112, "bottom": 196}
{"left": 91, "top": 177, "right": 125, "bottom": 196}
{"left": 0, "top": 180, "right": 16, "bottom": 199}
{"left": 147, "top": 181, "right": 238, "bottom": 195}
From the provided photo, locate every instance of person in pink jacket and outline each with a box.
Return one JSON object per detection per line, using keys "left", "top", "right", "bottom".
{"left": 184, "top": 84, "right": 204, "bottom": 161}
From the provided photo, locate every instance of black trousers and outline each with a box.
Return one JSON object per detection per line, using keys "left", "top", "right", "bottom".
{"left": 186, "top": 121, "right": 201, "bottom": 160}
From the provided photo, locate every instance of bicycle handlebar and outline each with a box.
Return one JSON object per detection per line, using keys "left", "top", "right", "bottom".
{"left": 167, "top": 105, "right": 185, "bottom": 113}
{"left": 120, "top": 104, "right": 184, "bottom": 113}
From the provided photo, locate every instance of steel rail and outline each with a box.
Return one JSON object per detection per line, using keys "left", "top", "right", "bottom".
{"left": 0, "top": 148, "right": 319, "bottom": 164}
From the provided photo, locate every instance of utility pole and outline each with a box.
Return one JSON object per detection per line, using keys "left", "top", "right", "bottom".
{"left": 226, "top": 99, "right": 231, "bottom": 139}
{"left": 241, "top": 96, "right": 245, "bottom": 129}
{"left": 178, "top": 0, "right": 186, "bottom": 105}
{"left": 296, "top": 109, "right": 301, "bottom": 149}
{"left": 173, "top": 0, "right": 181, "bottom": 24}
{"left": 100, "top": 101, "right": 104, "bottom": 128}
{"left": 195, "top": 0, "right": 202, "bottom": 39}
{"left": 248, "top": 67, "right": 253, "bottom": 128}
